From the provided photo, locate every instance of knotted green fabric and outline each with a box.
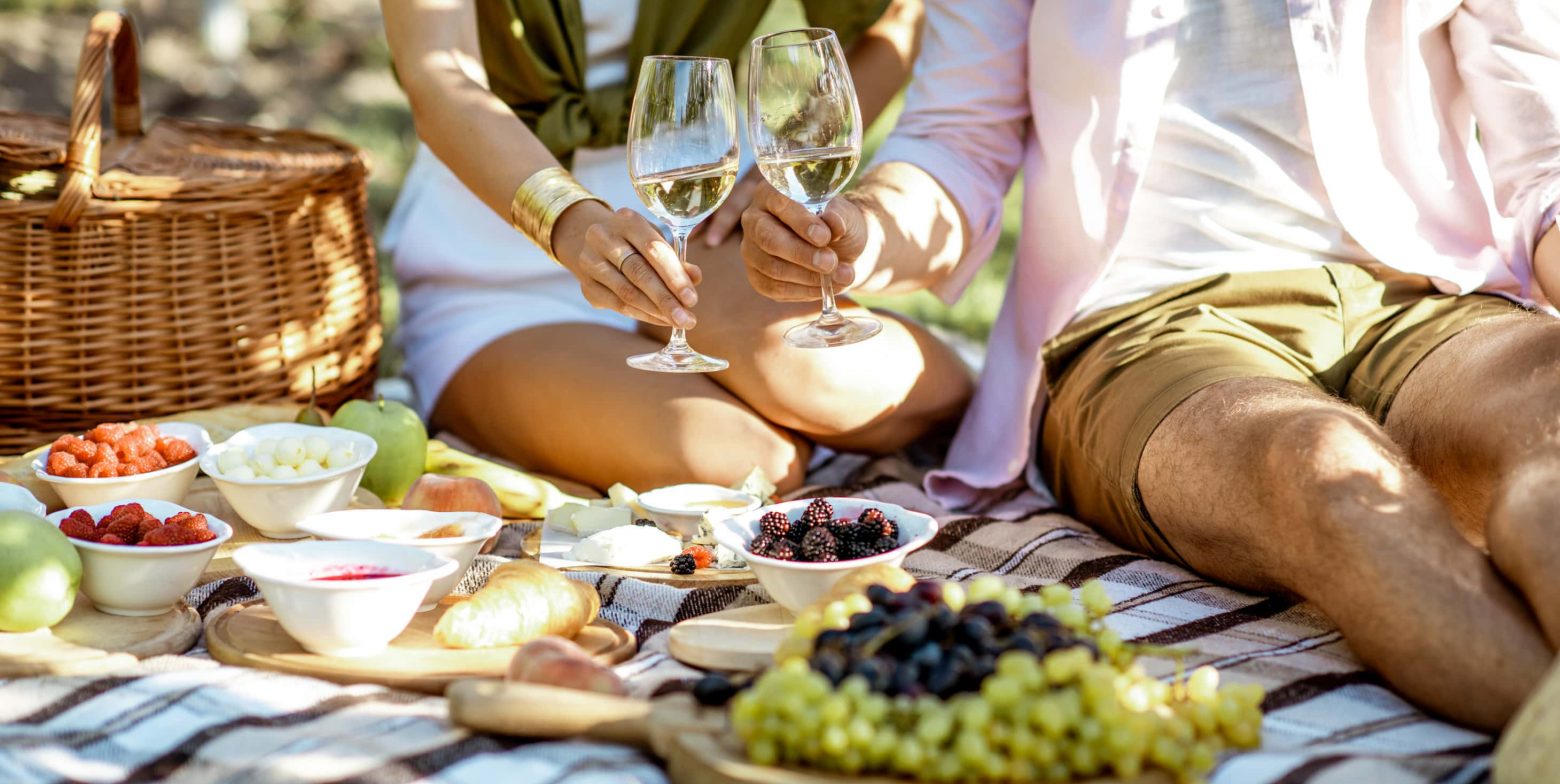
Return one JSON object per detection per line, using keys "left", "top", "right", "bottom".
{"left": 477, "top": 0, "right": 889, "bottom": 166}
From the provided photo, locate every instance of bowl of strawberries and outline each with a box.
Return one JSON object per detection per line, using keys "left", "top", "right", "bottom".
{"left": 48, "top": 500, "right": 233, "bottom": 616}
{"left": 33, "top": 422, "right": 212, "bottom": 508}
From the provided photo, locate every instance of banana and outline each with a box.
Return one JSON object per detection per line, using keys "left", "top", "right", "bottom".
{"left": 424, "top": 440, "right": 589, "bottom": 519}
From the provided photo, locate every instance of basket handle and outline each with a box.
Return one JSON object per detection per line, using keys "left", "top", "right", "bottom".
{"left": 46, "top": 10, "right": 145, "bottom": 231}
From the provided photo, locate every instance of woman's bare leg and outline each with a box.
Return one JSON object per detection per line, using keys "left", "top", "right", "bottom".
{"left": 643, "top": 236, "right": 974, "bottom": 454}
{"left": 434, "top": 324, "right": 811, "bottom": 493}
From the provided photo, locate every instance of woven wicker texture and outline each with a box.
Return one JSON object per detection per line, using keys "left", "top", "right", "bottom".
{"left": 0, "top": 11, "right": 381, "bottom": 452}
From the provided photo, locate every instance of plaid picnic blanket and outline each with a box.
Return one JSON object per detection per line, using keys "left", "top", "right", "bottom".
{"left": 0, "top": 453, "right": 1493, "bottom": 784}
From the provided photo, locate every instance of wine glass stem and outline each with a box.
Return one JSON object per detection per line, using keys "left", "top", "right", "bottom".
{"left": 810, "top": 203, "right": 845, "bottom": 325}
{"left": 668, "top": 227, "right": 693, "bottom": 349}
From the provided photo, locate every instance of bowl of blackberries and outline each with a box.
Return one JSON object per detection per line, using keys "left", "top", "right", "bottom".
{"left": 714, "top": 497, "right": 937, "bottom": 613}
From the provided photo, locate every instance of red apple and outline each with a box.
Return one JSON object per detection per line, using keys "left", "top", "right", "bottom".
{"left": 401, "top": 474, "right": 502, "bottom": 517}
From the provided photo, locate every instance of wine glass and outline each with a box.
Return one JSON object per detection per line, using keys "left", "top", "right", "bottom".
{"left": 625, "top": 56, "right": 740, "bottom": 372}
{"left": 749, "top": 28, "right": 881, "bottom": 349}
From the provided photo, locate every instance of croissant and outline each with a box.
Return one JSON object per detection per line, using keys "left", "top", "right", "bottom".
{"left": 434, "top": 559, "right": 600, "bottom": 648}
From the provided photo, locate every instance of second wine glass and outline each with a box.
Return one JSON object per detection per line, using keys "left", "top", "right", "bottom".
{"left": 626, "top": 56, "right": 740, "bottom": 372}
{"left": 749, "top": 27, "right": 881, "bottom": 349}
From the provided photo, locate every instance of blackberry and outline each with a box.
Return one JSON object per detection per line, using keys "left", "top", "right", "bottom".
{"left": 669, "top": 553, "right": 697, "bottom": 575}
{"left": 768, "top": 538, "right": 799, "bottom": 561}
{"left": 838, "top": 539, "right": 874, "bottom": 561}
{"left": 758, "top": 510, "right": 790, "bottom": 539}
{"left": 858, "top": 508, "right": 898, "bottom": 539}
{"left": 872, "top": 535, "right": 899, "bottom": 555}
{"left": 749, "top": 532, "right": 778, "bottom": 556}
{"left": 633, "top": 518, "right": 657, "bottom": 527}
{"left": 801, "top": 527, "right": 839, "bottom": 562}
{"left": 787, "top": 515, "right": 812, "bottom": 543}
{"left": 828, "top": 517, "right": 869, "bottom": 546}
{"left": 800, "top": 498, "right": 833, "bottom": 529}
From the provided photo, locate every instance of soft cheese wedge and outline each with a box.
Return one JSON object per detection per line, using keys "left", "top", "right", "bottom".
{"left": 569, "top": 525, "right": 682, "bottom": 567}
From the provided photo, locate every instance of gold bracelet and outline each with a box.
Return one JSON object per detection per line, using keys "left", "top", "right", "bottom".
{"left": 509, "top": 166, "right": 607, "bottom": 262}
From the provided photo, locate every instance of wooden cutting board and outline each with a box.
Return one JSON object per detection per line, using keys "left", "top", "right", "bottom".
{"left": 0, "top": 594, "right": 200, "bottom": 676}
{"left": 667, "top": 604, "right": 793, "bottom": 672}
{"left": 206, "top": 597, "right": 635, "bottom": 694}
{"left": 447, "top": 680, "right": 1169, "bottom": 784}
{"left": 524, "top": 526, "right": 757, "bottom": 586}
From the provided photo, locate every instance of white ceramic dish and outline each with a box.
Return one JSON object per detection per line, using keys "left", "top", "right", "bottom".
{"left": 233, "top": 540, "right": 456, "bottom": 657}
{"left": 637, "top": 483, "right": 761, "bottom": 538}
{"left": 33, "top": 422, "right": 213, "bottom": 508}
{"left": 200, "top": 423, "right": 377, "bottom": 539}
{"left": 0, "top": 483, "right": 46, "bottom": 517}
{"left": 713, "top": 498, "right": 938, "bottom": 613}
{"left": 46, "top": 499, "right": 233, "bottom": 616}
{"left": 296, "top": 509, "right": 501, "bottom": 611}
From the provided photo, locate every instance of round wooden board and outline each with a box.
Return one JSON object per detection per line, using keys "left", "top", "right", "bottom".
{"left": 0, "top": 594, "right": 200, "bottom": 677}
{"left": 206, "top": 597, "right": 636, "bottom": 694}
{"left": 668, "top": 604, "right": 792, "bottom": 672}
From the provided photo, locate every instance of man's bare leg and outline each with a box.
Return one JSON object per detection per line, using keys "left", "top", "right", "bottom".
{"left": 1138, "top": 378, "right": 1551, "bottom": 731}
{"left": 1387, "top": 314, "right": 1560, "bottom": 647}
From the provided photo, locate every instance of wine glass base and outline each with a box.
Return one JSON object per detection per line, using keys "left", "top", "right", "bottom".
{"left": 627, "top": 346, "right": 729, "bottom": 373}
{"left": 784, "top": 315, "right": 883, "bottom": 349}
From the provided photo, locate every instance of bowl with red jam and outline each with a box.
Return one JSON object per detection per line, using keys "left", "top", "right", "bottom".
{"left": 233, "top": 541, "right": 457, "bottom": 656}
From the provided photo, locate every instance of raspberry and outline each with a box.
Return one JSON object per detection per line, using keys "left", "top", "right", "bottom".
{"left": 767, "top": 539, "right": 798, "bottom": 561}
{"left": 99, "top": 534, "right": 127, "bottom": 546}
{"left": 140, "top": 451, "right": 169, "bottom": 472}
{"left": 86, "top": 422, "right": 134, "bottom": 444}
{"left": 669, "top": 553, "right": 697, "bottom": 575}
{"left": 749, "top": 532, "right": 778, "bottom": 556}
{"left": 758, "top": 511, "right": 790, "bottom": 539}
{"left": 801, "top": 498, "right": 833, "bottom": 529}
{"left": 52, "top": 435, "right": 96, "bottom": 462}
{"left": 87, "top": 460, "right": 118, "bottom": 479}
{"left": 800, "top": 527, "right": 838, "bottom": 562}
{"left": 858, "top": 508, "right": 898, "bottom": 539}
{"left": 46, "top": 451, "right": 82, "bottom": 477}
{"left": 59, "top": 510, "right": 99, "bottom": 541}
{"left": 116, "top": 461, "right": 142, "bottom": 477}
{"left": 114, "top": 425, "right": 158, "bottom": 460}
{"left": 155, "top": 437, "right": 196, "bottom": 465}
{"left": 873, "top": 536, "right": 899, "bottom": 555}
{"left": 681, "top": 545, "right": 715, "bottom": 569}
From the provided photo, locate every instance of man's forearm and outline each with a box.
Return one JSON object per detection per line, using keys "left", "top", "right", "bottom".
{"left": 842, "top": 162, "right": 970, "bottom": 296}
{"left": 1534, "top": 223, "right": 1560, "bottom": 305}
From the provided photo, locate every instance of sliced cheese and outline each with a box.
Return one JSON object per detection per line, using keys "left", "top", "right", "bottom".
{"left": 569, "top": 525, "right": 682, "bottom": 567}
{"left": 545, "top": 502, "right": 589, "bottom": 535}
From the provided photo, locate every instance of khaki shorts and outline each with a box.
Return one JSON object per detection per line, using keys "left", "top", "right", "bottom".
{"left": 1038, "top": 263, "right": 1525, "bottom": 567}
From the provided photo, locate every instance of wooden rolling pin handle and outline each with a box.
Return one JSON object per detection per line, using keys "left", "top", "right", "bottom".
{"left": 446, "top": 679, "right": 654, "bottom": 748}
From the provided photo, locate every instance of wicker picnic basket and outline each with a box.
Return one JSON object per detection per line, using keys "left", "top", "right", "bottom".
{"left": 0, "top": 11, "right": 381, "bottom": 453}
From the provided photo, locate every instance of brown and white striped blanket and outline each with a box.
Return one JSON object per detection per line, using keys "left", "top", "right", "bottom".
{"left": 0, "top": 454, "right": 1493, "bottom": 783}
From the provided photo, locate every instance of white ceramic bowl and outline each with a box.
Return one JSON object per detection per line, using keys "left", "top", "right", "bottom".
{"left": 0, "top": 483, "right": 46, "bottom": 517}
{"left": 233, "top": 540, "right": 456, "bottom": 657}
{"left": 33, "top": 422, "right": 213, "bottom": 508}
{"left": 714, "top": 498, "right": 938, "bottom": 613}
{"left": 296, "top": 509, "right": 501, "bottom": 612}
{"left": 200, "top": 423, "right": 377, "bottom": 539}
{"left": 638, "top": 483, "right": 761, "bottom": 538}
{"left": 46, "top": 499, "right": 233, "bottom": 616}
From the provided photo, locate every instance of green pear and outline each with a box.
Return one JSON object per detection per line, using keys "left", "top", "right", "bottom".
{"left": 331, "top": 396, "right": 428, "bottom": 504}
{"left": 0, "top": 511, "right": 81, "bottom": 632}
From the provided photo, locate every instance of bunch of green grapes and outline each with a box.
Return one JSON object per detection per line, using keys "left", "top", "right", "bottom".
{"left": 730, "top": 577, "right": 1264, "bottom": 783}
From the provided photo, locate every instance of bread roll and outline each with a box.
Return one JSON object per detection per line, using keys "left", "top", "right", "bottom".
{"left": 435, "top": 559, "right": 600, "bottom": 648}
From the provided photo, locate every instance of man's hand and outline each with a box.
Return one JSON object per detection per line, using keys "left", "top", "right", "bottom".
{"left": 739, "top": 181, "right": 871, "bottom": 301}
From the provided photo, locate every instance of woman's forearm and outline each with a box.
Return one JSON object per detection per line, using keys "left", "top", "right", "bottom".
{"left": 843, "top": 0, "right": 923, "bottom": 128}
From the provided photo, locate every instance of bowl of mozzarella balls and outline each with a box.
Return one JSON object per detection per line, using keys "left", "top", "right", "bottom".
{"left": 200, "top": 423, "right": 378, "bottom": 539}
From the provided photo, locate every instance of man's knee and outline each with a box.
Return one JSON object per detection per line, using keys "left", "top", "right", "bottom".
{"left": 1258, "top": 407, "right": 1416, "bottom": 545}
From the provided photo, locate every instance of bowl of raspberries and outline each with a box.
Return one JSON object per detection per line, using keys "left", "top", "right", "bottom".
{"left": 47, "top": 500, "right": 233, "bottom": 616}
{"left": 33, "top": 422, "right": 211, "bottom": 508}
{"left": 714, "top": 497, "right": 937, "bottom": 612}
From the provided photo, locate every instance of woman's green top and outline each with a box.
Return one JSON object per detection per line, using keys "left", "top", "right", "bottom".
{"left": 478, "top": 0, "right": 890, "bottom": 166}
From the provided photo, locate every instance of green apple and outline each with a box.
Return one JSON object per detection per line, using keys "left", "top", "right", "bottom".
{"left": 0, "top": 511, "right": 81, "bottom": 632}
{"left": 331, "top": 396, "right": 428, "bottom": 504}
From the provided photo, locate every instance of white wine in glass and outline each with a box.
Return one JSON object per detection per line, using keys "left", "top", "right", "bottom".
{"left": 749, "top": 28, "right": 880, "bottom": 349}
{"left": 625, "top": 56, "right": 740, "bottom": 373}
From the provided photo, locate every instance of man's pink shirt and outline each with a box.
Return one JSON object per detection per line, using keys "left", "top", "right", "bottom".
{"left": 874, "top": 0, "right": 1560, "bottom": 509}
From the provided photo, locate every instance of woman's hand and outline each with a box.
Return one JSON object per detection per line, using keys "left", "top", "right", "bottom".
{"left": 551, "top": 201, "right": 703, "bottom": 328}
{"left": 739, "top": 182, "right": 869, "bottom": 301}
{"left": 700, "top": 168, "right": 766, "bottom": 247}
